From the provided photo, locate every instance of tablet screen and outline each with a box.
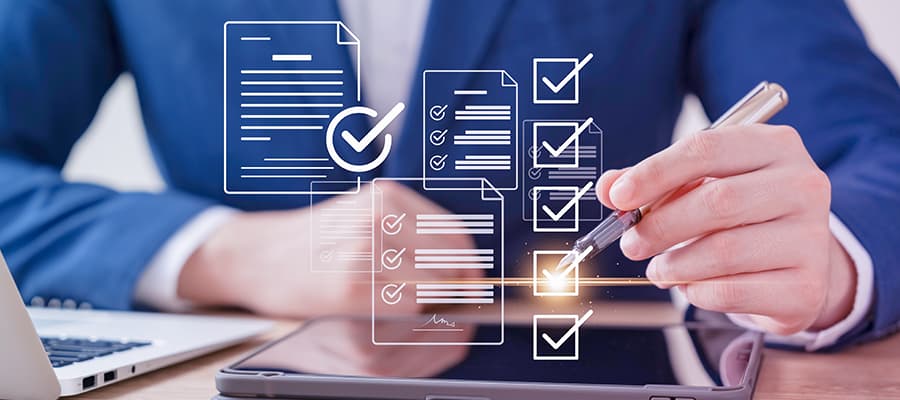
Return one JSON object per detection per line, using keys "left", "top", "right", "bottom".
{"left": 229, "top": 318, "right": 760, "bottom": 388}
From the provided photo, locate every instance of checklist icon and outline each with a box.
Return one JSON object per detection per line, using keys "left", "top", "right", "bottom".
{"left": 532, "top": 182, "right": 594, "bottom": 232}
{"left": 371, "top": 178, "right": 505, "bottom": 346}
{"left": 533, "top": 53, "right": 593, "bottom": 104}
{"left": 532, "top": 119, "right": 594, "bottom": 168}
{"left": 533, "top": 247, "right": 592, "bottom": 297}
{"left": 533, "top": 310, "right": 594, "bottom": 361}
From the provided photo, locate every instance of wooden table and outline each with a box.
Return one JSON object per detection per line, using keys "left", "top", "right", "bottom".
{"left": 73, "top": 302, "right": 900, "bottom": 400}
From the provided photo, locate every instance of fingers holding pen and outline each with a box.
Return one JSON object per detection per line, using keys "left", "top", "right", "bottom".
{"left": 605, "top": 125, "right": 803, "bottom": 211}
{"left": 644, "top": 217, "right": 817, "bottom": 288}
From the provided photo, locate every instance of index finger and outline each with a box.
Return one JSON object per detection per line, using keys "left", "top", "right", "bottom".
{"left": 607, "top": 124, "right": 799, "bottom": 210}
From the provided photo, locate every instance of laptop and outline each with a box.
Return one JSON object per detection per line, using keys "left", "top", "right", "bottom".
{"left": 0, "top": 253, "right": 272, "bottom": 399}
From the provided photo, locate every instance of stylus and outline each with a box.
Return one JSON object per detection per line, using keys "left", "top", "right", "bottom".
{"left": 555, "top": 81, "right": 789, "bottom": 271}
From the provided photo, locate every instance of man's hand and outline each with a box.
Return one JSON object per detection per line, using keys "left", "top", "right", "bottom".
{"left": 596, "top": 124, "right": 856, "bottom": 335}
{"left": 177, "top": 181, "right": 479, "bottom": 318}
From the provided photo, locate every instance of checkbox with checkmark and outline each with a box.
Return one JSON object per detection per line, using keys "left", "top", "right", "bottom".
{"left": 532, "top": 182, "right": 593, "bottom": 232}
{"left": 533, "top": 310, "right": 593, "bottom": 360}
{"left": 532, "top": 119, "right": 593, "bottom": 168}
{"left": 533, "top": 53, "right": 593, "bottom": 104}
{"left": 533, "top": 250, "right": 579, "bottom": 297}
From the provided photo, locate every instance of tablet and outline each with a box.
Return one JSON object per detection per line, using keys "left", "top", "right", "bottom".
{"left": 216, "top": 317, "right": 763, "bottom": 400}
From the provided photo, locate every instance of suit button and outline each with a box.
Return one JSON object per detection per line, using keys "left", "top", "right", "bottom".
{"left": 78, "top": 302, "right": 93, "bottom": 310}
{"left": 47, "top": 298, "right": 61, "bottom": 308}
{"left": 63, "top": 299, "right": 77, "bottom": 309}
{"left": 30, "top": 296, "right": 45, "bottom": 307}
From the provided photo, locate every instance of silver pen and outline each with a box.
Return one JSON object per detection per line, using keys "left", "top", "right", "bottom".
{"left": 556, "top": 81, "right": 790, "bottom": 270}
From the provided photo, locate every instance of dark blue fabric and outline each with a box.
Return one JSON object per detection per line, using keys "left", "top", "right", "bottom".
{"left": 0, "top": 0, "right": 898, "bottom": 349}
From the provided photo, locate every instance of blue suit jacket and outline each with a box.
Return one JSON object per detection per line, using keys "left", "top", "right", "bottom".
{"left": 1, "top": 0, "right": 898, "bottom": 349}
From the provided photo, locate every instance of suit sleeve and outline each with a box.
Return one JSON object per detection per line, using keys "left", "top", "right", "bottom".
{"left": 0, "top": 1, "right": 214, "bottom": 310}
{"left": 686, "top": 0, "right": 900, "bottom": 349}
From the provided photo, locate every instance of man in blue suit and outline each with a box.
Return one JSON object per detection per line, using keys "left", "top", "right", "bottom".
{"left": 1, "top": 0, "right": 898, "bottom": 352}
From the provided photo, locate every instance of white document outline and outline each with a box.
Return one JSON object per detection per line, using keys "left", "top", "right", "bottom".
{"left": 533, "top": 250, "right": 580, "bottom": 297}
{"left": 371, "top": 177, "right": 504, "bottom": 346}
{"left": 522, "top": 119, "right": 603, "bottom": 222}
{"left": 422, "top": 70, "right": 519, "bottom": 192}
{"left": 223, "top": 21, "right": 363, "bottom": 195}
{"left": 308, "top": 181, "right": 376, "bottom": 274}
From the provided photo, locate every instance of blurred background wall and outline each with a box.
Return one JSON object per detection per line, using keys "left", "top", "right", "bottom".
{"left": 62, "top": 0, "right": 900, "bottom": 191}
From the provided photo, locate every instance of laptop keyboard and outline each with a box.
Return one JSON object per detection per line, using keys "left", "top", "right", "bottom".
{"left": 40, "top": 337, "right": 152, "bottom": 368}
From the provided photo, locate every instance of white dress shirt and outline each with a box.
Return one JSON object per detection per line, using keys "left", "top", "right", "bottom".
{"left": 133, "top": 0, "right": 873, "bottom": 351}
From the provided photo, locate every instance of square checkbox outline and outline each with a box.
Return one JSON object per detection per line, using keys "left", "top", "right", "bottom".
{"left": 521, "top": 119, "right": 604, "bottom": 223}
{"left": 532, "top": 121, "right": 580, "bottom": 169}
{"left": 533, "top": 314, "right": 581, "bottom": 360}
{"left": 532, "top": 57, "right": 580, "bottom": 105}
{"left": 532, "top": 186, "right": 581, "bottom": 233}
{"left": 533, "top": 250, "right": 579, "bottom": 297}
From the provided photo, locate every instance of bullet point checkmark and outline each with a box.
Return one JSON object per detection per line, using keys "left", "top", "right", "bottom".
{"left": 430, "top": 154, "right": 448, "bottom": 171}
{"left": 541, "top": 53, "right": 594, "bottom": 94}
{"left": 541, "top": 182, "right": 594, "bottom": 221}
{"left": 381, "top": 213, "right": 407, "bottom": 235}
{"left": 319, "top": 250, "right": 335, "bottom": 262}
{"left": 381, "top": 247, "right": 407, "bottom": 270}
{"left": 430, "top": 129, "right": 449, "bottom": 146}
{"left": 341, "top": 102, "right": 406, "bottom": 153}
{"left": 429, "top": 104, "right": 449, "bottom": 121}
{"left": 528, "top": 168, "right": 542, "bottom": 180}
{"left": 541, "top": 309, "right": 594, "bottom": 350}
{"left": 541, "top": 118, "right": 594, "bottom": 158}
{"left": 381, "top": 283, "right": 406, "bottom": 305}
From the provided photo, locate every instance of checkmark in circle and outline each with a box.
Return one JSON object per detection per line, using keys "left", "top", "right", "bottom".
{"left": 541, "top": 53, "right": 594, "bottom": 94}
{"left": 529, "top": 144, "right": 544, "bottom": 159}
{"left": 381, "top": 213, "right": 406, "bottom": 235}
{"left": 340, "top": 102, "right": 406, "bottom": 153}
{"left": 528, "top": 168, "right": 542, "bottom": 180}
{"left": 429, "top": 104, "right": 449, "bottom": 121}
{"left": 326, "top": 102, "right": 405, "bottom": 173}
{"left": 319, "top": 250, "right": 335, "bottom": 262}
{"left": 429, "top": 154, "right": 449, "bottom": 171}
{"left": 381, "top": 283, "right": 406, "bottom": 305}
{"left": 381, "top": 247, "right": 407, "bottom": 270}
{"left": 429, "top": 129, "right": 449, "bottom": 146}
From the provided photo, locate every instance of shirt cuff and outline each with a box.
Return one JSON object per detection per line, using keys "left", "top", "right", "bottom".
{"left": 133, "top": 206, "right": 237, "bottom": 312}
{"left": 726, "top": 212, "right": 874, "bottom": 351}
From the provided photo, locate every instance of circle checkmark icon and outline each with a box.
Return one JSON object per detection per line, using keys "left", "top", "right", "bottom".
{"left": 381, "top": 283, "right": 406, "bottom": 305}
{"left": 326, "top": 103, "right": 405, "bottom": 173}
{"left": 429, "top": 105, "right": 448, "bottom": 121}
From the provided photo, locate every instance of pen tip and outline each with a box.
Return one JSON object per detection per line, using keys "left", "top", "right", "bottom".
{"left": 556, "top": 252, "right": 576, "bottom": 270}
